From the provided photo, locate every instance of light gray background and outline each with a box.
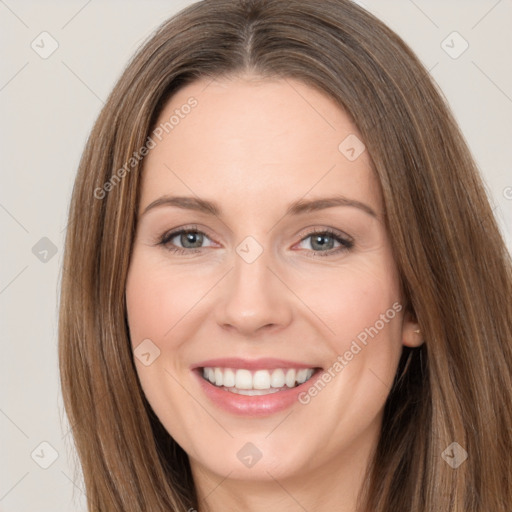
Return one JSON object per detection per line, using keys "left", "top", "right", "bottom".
{"left": 1, "top": 1, "right": 511, "bottom": 510}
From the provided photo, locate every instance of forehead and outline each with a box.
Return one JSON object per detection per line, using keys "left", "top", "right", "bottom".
{"left": 139, "top": 75, "right": 381, "bottom": 216}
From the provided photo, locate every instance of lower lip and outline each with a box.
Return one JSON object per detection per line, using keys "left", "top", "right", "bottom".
{"left": 194, "top": 369, "right": 322, "bottom": 417}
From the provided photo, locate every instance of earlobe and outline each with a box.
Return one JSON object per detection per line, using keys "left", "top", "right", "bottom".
{"left": 402, "top": 310, "right": 425, "bottom": 348}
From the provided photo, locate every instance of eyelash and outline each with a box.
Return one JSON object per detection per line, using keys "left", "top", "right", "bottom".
{"left": 157, "top": 225, "right": 354, "bottom": 257}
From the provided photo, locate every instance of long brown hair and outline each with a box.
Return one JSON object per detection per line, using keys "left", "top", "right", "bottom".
{"left": 58, "top": 0, "right": 512, "bottom": 510}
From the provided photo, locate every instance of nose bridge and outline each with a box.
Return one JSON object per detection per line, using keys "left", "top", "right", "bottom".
{"left": 214, "top": 235, "right": 293, "bottom": 334}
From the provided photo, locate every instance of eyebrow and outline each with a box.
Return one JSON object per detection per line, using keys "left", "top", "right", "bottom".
{"left": 141, "top": 194, "right": 377, "bottom": 218}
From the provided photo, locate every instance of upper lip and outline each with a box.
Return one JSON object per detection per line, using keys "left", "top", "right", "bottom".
{"left": 191, "top": 357, "right": 321, "bottom": 371}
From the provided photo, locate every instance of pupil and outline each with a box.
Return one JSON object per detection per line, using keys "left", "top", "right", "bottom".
{"left": 183, "top": 232, "right": 202, "bottom": 248}
{"left": 313, "top": 234, "right": 332, "bottom": 250}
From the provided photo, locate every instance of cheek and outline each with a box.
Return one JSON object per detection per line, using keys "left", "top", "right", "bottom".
{"left": 291, "top": 259, "right": 404, "bottom": 413}
{"left": 276, "top": 265, "right": 404, "bottom": 467}
{"left": 125, "top": 253, "right": 208, "bottom": 347}
{"left": 125, "top": 254, "right": 207, "bottom": 451}
{"left": 294, "top": 257, "right": 402, "bottom": 350}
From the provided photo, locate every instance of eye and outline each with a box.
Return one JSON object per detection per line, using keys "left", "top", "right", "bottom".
{"left": 157, "top": 226, "right": 354, "bottom": 257}
{"left": 295, "top": 228, "right": 354, "bottom": 257}
{"left": 158, "top": 226, "right": 215, "bottom": 255}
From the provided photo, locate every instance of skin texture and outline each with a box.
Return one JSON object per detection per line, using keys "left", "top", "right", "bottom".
{"left": 125, "top": 75, "right": 423, "bottom": 512}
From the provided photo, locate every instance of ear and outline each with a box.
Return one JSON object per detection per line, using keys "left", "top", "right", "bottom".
{"left": 401, "top": 308, "right": 424, "bottom": 348}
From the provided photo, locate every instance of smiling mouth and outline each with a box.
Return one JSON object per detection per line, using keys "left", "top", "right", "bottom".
{"left": 200, "top": 367, "right": 320, "bottom": 396}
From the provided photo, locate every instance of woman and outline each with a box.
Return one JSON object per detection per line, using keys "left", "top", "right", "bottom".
{"left": 58, "top": 0, "right": 512, "bottom": 510}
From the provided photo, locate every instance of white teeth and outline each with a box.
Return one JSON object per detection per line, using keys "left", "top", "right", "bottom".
{"left": 214, "top": 368, "right": 223, "bottom": 387}
{"left": 296, "top": 369, "right": 309, "bottom": 384}
{"left": 285, "top": 369, "right": 296, "bottom": 387}
{"left": 253, "top": 370, "right": 271, "bottom": 390}
{"left": 223, "top": 368, "right": 235, "bottom": 387}
{"left": 201, "top": 367, "right": 316, "bottom": 391}
{"left": 235, "top": 369, "right": 252, "bottom": 389}
{"left": 270, "top": 369, "right": 285, "bottom": 388}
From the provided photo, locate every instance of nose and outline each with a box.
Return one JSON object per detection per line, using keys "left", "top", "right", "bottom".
{"left": 214, "top": 246, "right": 293, "bottom": 337}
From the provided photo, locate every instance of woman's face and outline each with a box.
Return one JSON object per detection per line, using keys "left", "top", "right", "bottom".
{"left": 125, "top": 75, "right": 421, "bottom": 486}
